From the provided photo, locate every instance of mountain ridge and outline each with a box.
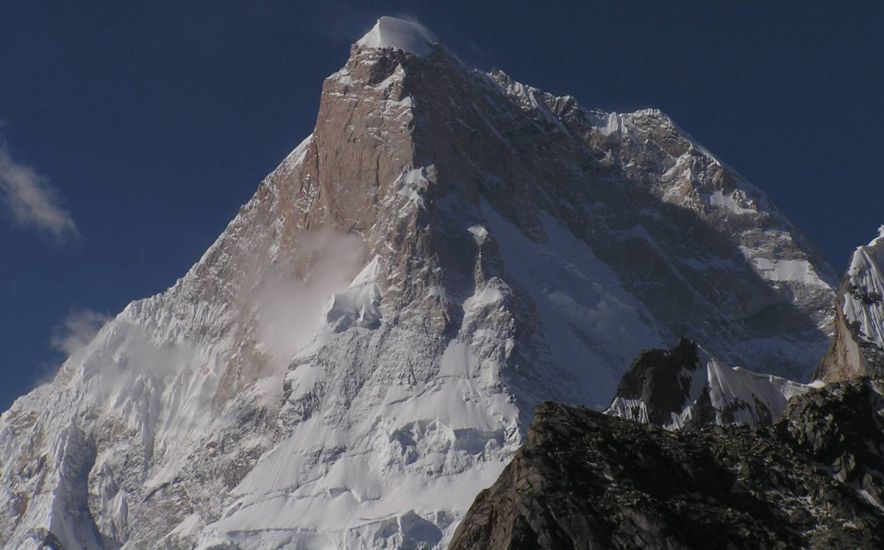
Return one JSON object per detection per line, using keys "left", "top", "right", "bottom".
{"left": 450, "top": 380, "right": 884, "bottom": 550}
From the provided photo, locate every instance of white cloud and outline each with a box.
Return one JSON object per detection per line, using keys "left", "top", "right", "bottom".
{"left": 0, "top": 141, "right": 78, "bottom": 239}
{"left": 51, "top": 309, "right": 112, "bottom": 358}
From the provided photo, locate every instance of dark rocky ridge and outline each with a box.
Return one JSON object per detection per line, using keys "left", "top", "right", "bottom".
{"left": 450, "top": 378, "right": 884, "bottom": 549}
{"left": 610, "top": 338, "right": 701, "bottom": 426}
{"left": 606, "top": 339, "right": 806, "bottom": 430}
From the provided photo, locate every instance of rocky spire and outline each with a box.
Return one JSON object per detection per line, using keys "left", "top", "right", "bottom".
{"left": 817, "top": 228, "right": 884, "bottom": 382}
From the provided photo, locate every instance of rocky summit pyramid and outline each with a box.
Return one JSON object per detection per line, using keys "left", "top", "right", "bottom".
{"left": 0, "top": 17, "right": 838, "bottom": 549}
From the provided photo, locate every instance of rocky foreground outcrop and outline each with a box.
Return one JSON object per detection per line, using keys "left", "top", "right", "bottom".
{"left": 450, "top": 378, "right": 884, "bottom": 550}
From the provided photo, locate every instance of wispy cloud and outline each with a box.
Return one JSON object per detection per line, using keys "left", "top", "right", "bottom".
{"left": 51, "top": 309, "right": 112, "bottom": 358}
{"left": 0, "top": 140, "right": 78, "bottom": 239}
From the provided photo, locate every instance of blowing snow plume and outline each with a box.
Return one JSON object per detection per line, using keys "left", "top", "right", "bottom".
{"left": 249, "top": 229, "right": 369, "bottom": 380}
{"left": 51, "top": 309, "right": 113, "bottom": 358}
{"left": 42, "top": 231, "right": 369, "bottom": 412}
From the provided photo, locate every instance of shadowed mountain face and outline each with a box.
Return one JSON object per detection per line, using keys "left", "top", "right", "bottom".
{"left": 0, "top": 17, "right": 838, "bottom": 549}
{"left": 606, "top": 338, "right": 811, "bottom": 430}
{"left": 451, "top": 381, "right": 884, "bottom": 550}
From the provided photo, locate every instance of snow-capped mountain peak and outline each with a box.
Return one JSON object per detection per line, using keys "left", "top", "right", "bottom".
{"left": 1, "top": 19, "right": 838, "bottom": 549}
{"left": 356, "top": 16, "right": 439, "bottom": 56}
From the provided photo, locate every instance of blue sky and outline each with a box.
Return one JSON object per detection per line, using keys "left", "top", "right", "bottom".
{"left": 1, "top": 1, "right": 882, "bottom": 409}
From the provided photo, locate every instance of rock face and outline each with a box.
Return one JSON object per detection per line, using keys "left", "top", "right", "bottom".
{"left": 606, "top": 338, "right": 810, "bottom": 429}
{"left": 0, "top": 17, "right": 838, "bottom": 549}
{"left": 451, "top": 381, "right": 884, "bottom": 550}
{"left": 818, "top": 228, "right": 884, "bottom": 382}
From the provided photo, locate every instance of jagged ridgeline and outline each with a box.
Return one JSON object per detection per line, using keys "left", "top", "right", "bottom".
{"left": 0, "top": 16, "right": 841, "bottom": 549}
{"left": 606, "top": 338, "right": 811, "bottom": 430}
{"left": 450, "top": 383, "right": 884, "bottom": 550}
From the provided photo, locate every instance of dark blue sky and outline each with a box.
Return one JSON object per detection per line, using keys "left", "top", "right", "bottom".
{"left": 1, "top": 1, "right": 882, "bottom": 409}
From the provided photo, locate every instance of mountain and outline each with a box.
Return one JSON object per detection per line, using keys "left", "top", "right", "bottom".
{"left": 818, "top": 227, "right": 884, "bottom": 382}
{"left": 606, "top": 230, "right": 884, "bottom": 430}
{"left": 450, "top": 381, "right": 884, "bottom": 550}
{"left": 0, "top": 17, "right": 838, "bottom": 549}
{"left": 606, "top": 338, "right": 812, "bottom": 429}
